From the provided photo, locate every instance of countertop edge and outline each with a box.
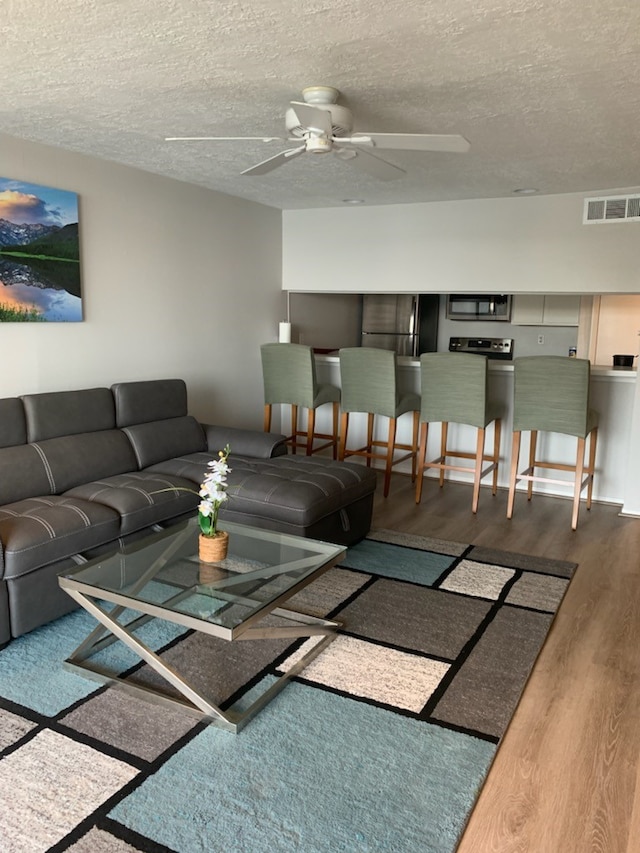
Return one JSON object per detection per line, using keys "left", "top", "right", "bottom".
{"left": 314, "top": 354, "right": 636, "bottom": 379}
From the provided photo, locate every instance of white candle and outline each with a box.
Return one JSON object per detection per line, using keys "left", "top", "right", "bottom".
{"left": 279, "top": 321, "right": 292, "bottom": 343}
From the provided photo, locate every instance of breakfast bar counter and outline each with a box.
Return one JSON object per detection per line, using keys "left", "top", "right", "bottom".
{"left": 311, "top": 355, "right": 637, "bottom": 509}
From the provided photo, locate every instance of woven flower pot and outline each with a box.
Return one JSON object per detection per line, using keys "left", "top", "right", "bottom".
{"left": 198, "top": 530, "right": 229, "bottom": 564}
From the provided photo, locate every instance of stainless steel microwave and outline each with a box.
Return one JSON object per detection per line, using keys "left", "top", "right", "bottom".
{"left": 446, "top": 294, "right": 512, "bottom": 321}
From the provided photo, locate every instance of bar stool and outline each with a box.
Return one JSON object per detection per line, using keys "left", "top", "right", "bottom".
{"left": 507, "top": 355, "right": 598, "bottom": 530}
{"left": 416, "top": 352, "right": 501, "bottom": 513}
{"left": 261, "top": 342, "right": 341, "bottom": 458}
{"left": 338, "top": 347, "right": 420, "bottom": 497}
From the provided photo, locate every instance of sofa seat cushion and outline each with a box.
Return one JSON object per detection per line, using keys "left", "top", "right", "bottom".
{"left": 0, "top": 496, "right": 121, "bottom": 580}
{"left": 145, "top": 451, "right": 214, "bottom": 486}
{"left": 226, "top": 456, "right": 377, "bottom": 527}
{"left": 149, "top": 453, "right": 376, "bottom": 527}
{"left": 65, "top": 473, "right": 199, "bottom": 536}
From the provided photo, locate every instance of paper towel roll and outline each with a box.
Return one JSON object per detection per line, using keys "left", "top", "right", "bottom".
{"left": 279, "top": 322, "right": 292, "bottom": 343}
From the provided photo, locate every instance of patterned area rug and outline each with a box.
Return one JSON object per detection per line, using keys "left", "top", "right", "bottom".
{"left": 0, "top": 529, "right": 576, "bottom": 853}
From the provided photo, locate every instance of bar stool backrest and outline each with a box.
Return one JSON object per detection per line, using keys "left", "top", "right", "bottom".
{"left": 261, "top": 343, "right": 317, "bottom": 410}
{"left": 339, "top": 348, "right": 399, "bottom": 418}
{"left": 420, "top": 352, "right": 491, "bottom": 428}
{"left": 513, "top": 356, "right": 591, "bottom": 438}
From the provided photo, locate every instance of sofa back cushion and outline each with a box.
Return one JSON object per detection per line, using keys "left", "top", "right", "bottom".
{"left": 122, "top": 416, "right": 207, "bottom": 469}
{"left": 0, "top": 398, "right": 27, "bottom": 448}
{"left": 21, "top": 388, "right": 115, "bottom": 442}
{"left": 0, "top": 389, "right": 136, "bottom": 503}
{"left": 35, "top": 430, "right": 138, "bottom": 493}
{"left": 112, "top": 379, "right": 188, "bottom": 427}
{"left": 0, "top": 444, "right": 56, "bottom": 504}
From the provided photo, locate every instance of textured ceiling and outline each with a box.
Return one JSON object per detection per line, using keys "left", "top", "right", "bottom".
{"left": 2, "top": 0, "right": 639, "bottom": 209}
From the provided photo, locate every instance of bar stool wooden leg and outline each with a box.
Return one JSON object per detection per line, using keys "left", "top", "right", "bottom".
{"left": 410, "top": 410, "right": 419, "bottom": 482}
{"left": 527, "top": 430, "right": 537, "bottom": 500}
{"left": 383, "top": 417, "right": 397, "bottom": 497}
{"left": 415, "top": 422, "right": 429, "bottom": 504}
{"left": 264, "top": 403, "right": 272, "bottom": 433}
{"left": 492, "top": 419, "right": 501, "bottom": 496}
{"left": 586, "top": 427, "right": 598, "bottom": 509}
{"left": 290, "top": 405, "right": 299, "bottom": 453}
{"left": 331, "top": 401, "right": 339, "bottom": 460}
{"left": 306, "top": 407, "right": 316, "bottom": 456}
{"left": 572, "top": 436, "right": 587, "bottom": 530}
{"left": 507, "top": 430, "right": 521, "bottom": 519}
{"left": 339, "top": 412, "right": 349, "bottom": 461}
{"left": 439, "top": 422, "right": 448, "bottom": 487}
{"left": 366, "top": 413, "right": 375, "bottom": 467}
{"left": 472, "top": 427, "right": 485, "bottom": 514}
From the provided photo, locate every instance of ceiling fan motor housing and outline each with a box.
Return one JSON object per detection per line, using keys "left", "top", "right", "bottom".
{"left": 285, "top": 103, "right": 354, "bottom": 138}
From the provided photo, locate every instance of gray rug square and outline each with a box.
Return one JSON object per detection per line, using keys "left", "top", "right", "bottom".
{"left": 127, "top": 628, "right": 293, "bottom": 707}
{"left": 0, "top": 707, "right": 37, "bottom": 751}
{"left": 285, "top": 565, "right": 371, "bottom": 617}
{"left": 59, "top": 688, "right": 198, "bottom": 762}
{"left": 337, "top": 577, "right": 492, "bottom": 658}
{"left": 434, "top": 605, "right": 554, "bottom": 738}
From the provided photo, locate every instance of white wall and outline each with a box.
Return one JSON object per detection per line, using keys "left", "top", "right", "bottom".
{"left": 0, "top": 134, "right": 283, "bottom": 428}
{"left": 283, "top": 190, "right": 640, "bottom": 295}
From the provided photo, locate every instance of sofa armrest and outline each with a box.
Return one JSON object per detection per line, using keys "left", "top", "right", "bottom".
{"left": 202, "top": 425, "right": 288, "bottom": 459}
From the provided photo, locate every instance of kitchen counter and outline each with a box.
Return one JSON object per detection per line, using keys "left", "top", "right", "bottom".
{"left": 312, "top": 353, "right": 637, "bottom": 507}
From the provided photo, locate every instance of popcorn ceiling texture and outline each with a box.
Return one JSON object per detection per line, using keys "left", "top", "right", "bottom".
{"left": 1, "top": 0, "right": 638, "bottom": 209}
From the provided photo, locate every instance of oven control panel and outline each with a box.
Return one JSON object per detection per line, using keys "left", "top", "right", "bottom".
{"left": 448, "top": 337, "right": 514, "bottom": 359}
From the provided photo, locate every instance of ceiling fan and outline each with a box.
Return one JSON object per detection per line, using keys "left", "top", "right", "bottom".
{"left": 165, "top": 86, "right": 470, "bottom": 181}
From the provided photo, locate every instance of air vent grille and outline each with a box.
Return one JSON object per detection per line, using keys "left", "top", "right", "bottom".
{"left": 584, "top": 195, "right": 640, "bottom": 224}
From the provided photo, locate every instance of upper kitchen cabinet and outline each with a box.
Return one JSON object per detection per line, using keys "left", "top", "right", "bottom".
{"left": 511, "top": 295, "right": 581, "bottom": 326}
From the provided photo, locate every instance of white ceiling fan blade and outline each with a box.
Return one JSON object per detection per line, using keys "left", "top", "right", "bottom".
{"left": 345, "top": 133, "right": 470, "bottom": 152}
{"left": 165, "top": 136, "right": 284, "bottom": 142}
{"left": 289, "top": 102, "right": 333, "bottom": 135}
{"left": 334, "top": 147, "right": 405, "bottom": 181}
{"left": 241, "top": 146, "right": 306, "bottom": 176}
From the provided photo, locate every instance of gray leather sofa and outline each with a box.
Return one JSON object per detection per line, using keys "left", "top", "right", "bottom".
{"left": 0, "top": 378, "right": 377, "bottom": 646}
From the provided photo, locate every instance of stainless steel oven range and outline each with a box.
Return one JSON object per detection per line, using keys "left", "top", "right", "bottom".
{"left": 448, "top": 336, "right": 514, "bottom": 360}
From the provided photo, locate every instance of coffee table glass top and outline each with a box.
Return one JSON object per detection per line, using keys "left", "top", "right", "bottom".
{"left": 59, "top": 519, "right": 346, "bottom": 637}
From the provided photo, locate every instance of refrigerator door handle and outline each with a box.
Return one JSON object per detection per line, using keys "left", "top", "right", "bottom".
{"left": 410, "top": 295, "right": 418, "bottom": 355}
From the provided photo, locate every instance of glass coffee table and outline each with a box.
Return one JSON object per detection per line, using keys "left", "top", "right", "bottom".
{"left": 58, "top": 519, "right": 345, "bottom": 733}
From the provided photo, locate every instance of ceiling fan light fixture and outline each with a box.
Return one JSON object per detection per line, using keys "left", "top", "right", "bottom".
{"left": 305, "top": 136, "right": 333, "bottom": 154}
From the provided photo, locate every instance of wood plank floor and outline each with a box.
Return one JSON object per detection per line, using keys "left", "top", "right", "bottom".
{"left": 372, "top": 473, "right": 640, "bottom": 853}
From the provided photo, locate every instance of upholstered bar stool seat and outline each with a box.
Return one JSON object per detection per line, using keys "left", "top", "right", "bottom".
{"left": 507, "top": 355, "right": 599, "bottom": 530}
{"left": 416, "top": 352, "right": 501, "bottom": 513}
{"left": 261, "top": 342, "right": 341, "bottom": 458}
{"left": 338, "top": 347, "right": 420, "bottom": 497}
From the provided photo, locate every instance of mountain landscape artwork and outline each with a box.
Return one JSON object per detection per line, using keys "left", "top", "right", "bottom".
{"left": 0, "top": 177, "right": 82, "bottom": 322}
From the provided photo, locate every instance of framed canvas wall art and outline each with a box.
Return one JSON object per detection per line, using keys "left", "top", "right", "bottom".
{"left": 0, "top": 177, "right": 82, "bottom": 322}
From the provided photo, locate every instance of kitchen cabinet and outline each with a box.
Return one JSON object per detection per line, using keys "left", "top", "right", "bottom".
{"left": 512, "top": 295, "right": 581, "bottom": 326}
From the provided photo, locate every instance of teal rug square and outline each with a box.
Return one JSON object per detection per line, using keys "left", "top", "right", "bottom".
{"left": 343, "top": 539, "right": 455, "bottom": 585}
{"left": 110, "top": 681, "right": 495, "bottom": 853}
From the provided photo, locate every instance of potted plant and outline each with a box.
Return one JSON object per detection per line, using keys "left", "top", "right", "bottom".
{"left": 198, "top": 444, "right": 231, "bottom": 563}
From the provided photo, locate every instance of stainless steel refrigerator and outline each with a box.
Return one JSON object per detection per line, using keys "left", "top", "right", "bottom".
{"left": 360, "top": 294, "right": 439, "bottom": 356}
